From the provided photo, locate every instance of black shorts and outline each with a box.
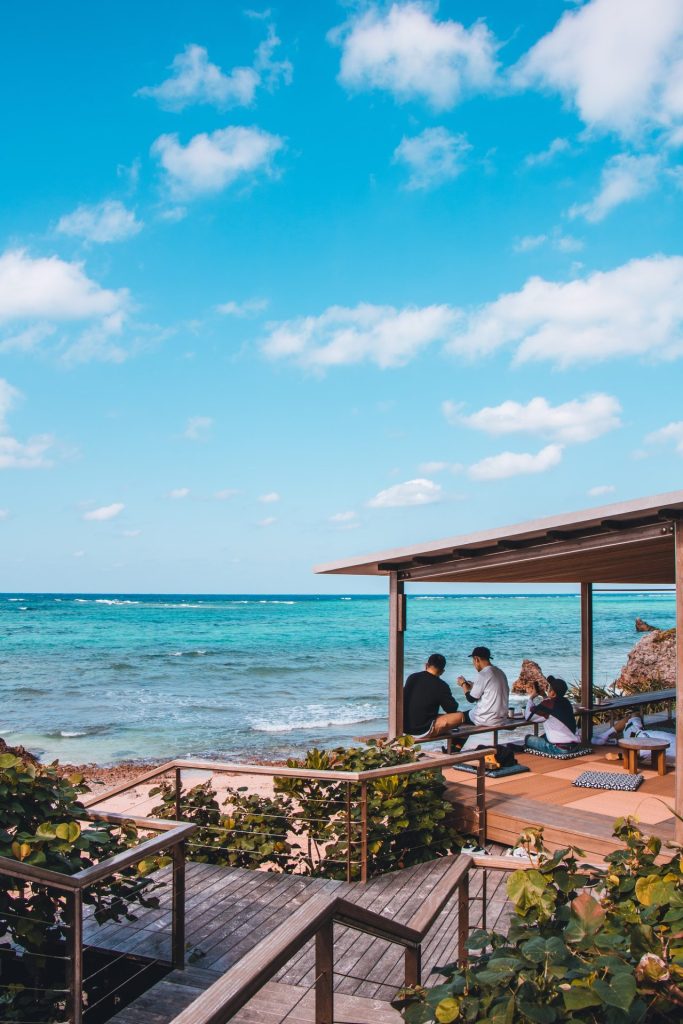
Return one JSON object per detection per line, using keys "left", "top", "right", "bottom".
{"left": 461, "top": 710, "right": 473, "bottom": 725}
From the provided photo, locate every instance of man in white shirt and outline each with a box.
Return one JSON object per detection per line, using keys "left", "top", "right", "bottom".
{"left": 450, "top": 646, "right": 510, "bottom": 727}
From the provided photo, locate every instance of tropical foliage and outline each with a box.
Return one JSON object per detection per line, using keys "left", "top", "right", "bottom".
{"left": 394, "top": 819, "right": 683, "bottom": 1023}
{"left": 0, "top": 753, "right": 162, "bottom": 1022}
{"left": 150, "top": 778, "right": 295, "bottom": 869}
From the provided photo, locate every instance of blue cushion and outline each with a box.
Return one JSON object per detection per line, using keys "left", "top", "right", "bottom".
{"left": 452, "top": 763, "right": 530, "bottom": 779}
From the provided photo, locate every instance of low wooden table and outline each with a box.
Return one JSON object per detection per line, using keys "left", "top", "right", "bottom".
{"left": 618, "top": 738, "right": 669, "bottom": 776}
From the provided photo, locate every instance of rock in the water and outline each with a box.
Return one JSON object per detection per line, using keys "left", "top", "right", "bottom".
{"left": 635, "top": 617, "right": 657, "bottom": 632}
{"left": 512, "top": 658, "right": 548, "bottom": 695}
{"left": 613, "top": 628, "right": 675, "bottom": 694}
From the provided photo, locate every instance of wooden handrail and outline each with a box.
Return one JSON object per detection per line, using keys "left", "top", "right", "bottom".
{"left": 168, "top": 853, "right": 475, "bottom": 1024}
{"left": 84, "top": 749, "right": 496, "bottom": 808}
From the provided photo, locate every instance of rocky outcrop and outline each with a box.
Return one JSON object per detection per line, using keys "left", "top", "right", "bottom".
{"left": 512, "top": 658, "right": 549, "bottom": 695}
{"left": 635, "top": 617, "right": 657, "bottom": 632}
{"left": 613, "top": 628, "right": 675, "bottom": 695}
{"left": 0, "top": 737, "right": 39, "bottom": 765}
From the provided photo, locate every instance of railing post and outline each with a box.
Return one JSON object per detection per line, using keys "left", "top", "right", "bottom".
{"left": 457, "top": 877, "right": 469, "bottom": 966}
{"left": 476, "top": 758, "right": 487, "bottom": 848}
{"left": 360, "top": 781, "right": 368, "bottom": 883}
{"left": 174, "top": 766, "right": 182, "bottom": 821}
{"left": 65, "top": 889, "right": 83, "bottom": 1024}
{"left": 172, "top": 840, "right": 186, "bottom": 969}
{"left": 315, "top": 918, "right": 334, "bottom": 1024}
{"left": 404, "top": 944, "right": 421, "bottom": 987}
{"left": 481, "top": 867, "right": 487, "bottom": 932}
{"left": 345, "top": 781, "right": 352, "bottom": 883}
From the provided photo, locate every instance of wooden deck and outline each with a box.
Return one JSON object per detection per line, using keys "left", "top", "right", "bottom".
{"left": 91, "top": 851, "right": 511, "bottom": 1024}
{"left": 445, "top": 738, "right": 676, "bottom": 860}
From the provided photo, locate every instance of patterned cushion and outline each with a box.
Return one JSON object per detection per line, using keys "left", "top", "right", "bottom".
{"left": 573, "top": 770, "right": 644, "bottom": 791}
{"left": 452, "top": 763, "right": 530, "bottom": 779}
{"left": 524, "top": 746, "right": 592, "bottom": 760}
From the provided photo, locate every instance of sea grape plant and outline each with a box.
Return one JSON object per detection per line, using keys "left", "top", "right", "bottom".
{"left": 0, "top": 753, "right": 163, "bottom": 1022}
{"left": 394, "top": 819, "right": 683, "bottom": 1024}
{"left": 150, "top": 778, "right": 296, "bottom": 870}
{"left": 274, "top": 736, "right": 462, "bottom": 880}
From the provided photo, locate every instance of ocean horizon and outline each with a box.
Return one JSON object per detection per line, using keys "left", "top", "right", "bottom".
{"left": 1, "top": 590, "right": 675, "bottom": 766}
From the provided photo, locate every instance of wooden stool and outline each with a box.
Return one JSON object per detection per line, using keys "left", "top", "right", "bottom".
{"left": 617, "top": 738, "right": 668, "bottom": 776}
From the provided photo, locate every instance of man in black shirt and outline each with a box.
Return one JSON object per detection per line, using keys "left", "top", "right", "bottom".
{"left": 403, "top": 653, "right": 460, "bottom": 737}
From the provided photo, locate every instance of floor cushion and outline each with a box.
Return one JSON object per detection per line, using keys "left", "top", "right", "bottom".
{"left": 452, "top": 762, "right": 530, "bottom": 779}
{"left": 573, "top": 770, "right": 644, "bottom": 791}
{"left": 524, "top": 746, "right": 592, "bottom": 760}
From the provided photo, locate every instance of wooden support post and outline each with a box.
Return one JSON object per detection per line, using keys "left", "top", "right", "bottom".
{"left": 172, "top": 841, "right": 186, "bottom": 969}
{"left": 388, "top": 573, "right": 406, "bottom": 739}
{"left": 457, "top": 879, "right": 469, "bottom": 966}
{"left": 315, "top": 919, "right": 334, "bottom": 1024}
{"left": 580, "top": 582, "right": 594, "bottom": 744}
{"left": 675, "top": 523, "right": 683, "bottom": 844}
{"left": 404, "top": 944, "right": 421, "bottom": 987}
{"left": 66, "top": 889, "right": 83, "bottom": 1024}
{"left": 174, "top": 766, "right": 182, "bottom": 822}
{"left": 360, "top": 781, "right": 368, "bottom": 883}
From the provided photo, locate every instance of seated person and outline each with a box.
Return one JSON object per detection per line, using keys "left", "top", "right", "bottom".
{"left": 403, "top": 653, "right": 460, "bottom": 737}
{"left": 524, "top": 676, "right": 581, "bottom": 755}
{"left": 593, "top": 715, "right": 675, "bottom": 762}
{"left": 448, "top": 646, "right": 509, "bottom": 728}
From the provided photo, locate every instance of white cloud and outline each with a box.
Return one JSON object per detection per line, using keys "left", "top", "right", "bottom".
{"left": 0, "top": 378, "right": 20, "bottom": 430}
{"left": 57, "top": 200, "right": 143, "bottom": 244}
{"left": 446, "top": 255, "right": 683, "bottom": 366}
{"left": 393, "top": 127, "right": 470, "bottom": 190}
{"left": 0, "top": 249, "right": 130, "bottom": 363}
{"left": 469, "top": 444, "right": 563, "bottom": 481}
{"left": 216, "top": 297, "right": 268, "bottom": 317}
{"left": 0, "top": 249, "right": 127, "bottom": 323}
{"left": 331, "top": 2, "right": 498, "bottom": 110}
{"left": 418, "top": 461, "right": 462, "bottom": 475}
{"left": 137, "top": 26, "right": 291, "bottom": 111}
{"left": 215, "top": 488, "right": 239, "bottom": 500}
{"left": 0, "top": 434, "right": 54, "bottom": 469}
{"left": 514, "top": 234, "right": 547, "bottom": 253}
{"left": 184, "top": 416, "right": 213, "bottom": 440}
{"left": 0, "top": 508, "right": 9, "bottom": 520}
{"left": 457, "top": 394, "right": 621, "bottom": 443}
{"left": 263, "top": 302, "right": 457, "bottom": 369}
{"left": 122, "top": 529, "right": 142, "bottom": 537}
{"left": 259, "top": 491, "right": 280, "bottom": 503}
{"left": 83, "top": 502, "right": 125, "bottom": 521}
{"left": 258, "top": 516, "right": 277, "bottom": 527}
{"left": 513, "top": 0, "right": 683, "bottom": 140}
{"left": 330, "top": 510, "right": 357, "bottom": 522}
{"left": 169, "top": 487, "right": 190, "bottom": 499}
{"left": 152, "top": 126, "right": 284, "bottom": 199}
{"left": 646, "top": 420, "right": 683, "bottom": 453}
{"left": 72, "top": 550, "right": 85, "bottom": 558}
{"left": 513, "top": 231, "right": 583, "bottom": 254}
{"left": 569, "top": 153, "right": 661, "bottom": 222}
{"left": 524, "top": 137, "right": 571, "bottom": 168}
{"left": 588, "top": 484, "right": 616, "bottom": 496}
{"left": 367, "top": 477, "right": 441, "bottom": 508}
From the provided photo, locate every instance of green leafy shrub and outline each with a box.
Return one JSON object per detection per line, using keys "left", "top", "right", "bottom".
{"left": 0, "top": 752, "right": 162, "bottom": 1022}
{"left": 394, "top": 819, "right": 683, "bottom": 1023}
{"left": 275, "top": 737, "right": 462, "bottom": 880}
{"left": 150, "top": 779, "right": 296, "bottom": 870}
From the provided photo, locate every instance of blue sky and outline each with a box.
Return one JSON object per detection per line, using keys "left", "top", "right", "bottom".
{"left": 1, "top": 0, "right": 683, "bottom": 593}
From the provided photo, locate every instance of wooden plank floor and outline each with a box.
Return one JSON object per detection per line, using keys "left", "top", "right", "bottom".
{"left": 445, "top": 741, "right": 676, "bottom": 861}
{"left": 100, "top": 849, "right": 511, "bottom": 1024}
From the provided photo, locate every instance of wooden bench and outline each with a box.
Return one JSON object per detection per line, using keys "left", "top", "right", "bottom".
{"left": 357, "top": 719, "right": 540, "bottom": 754}
{"left": 578, "top": 688, "right": 676, "bottom": 731}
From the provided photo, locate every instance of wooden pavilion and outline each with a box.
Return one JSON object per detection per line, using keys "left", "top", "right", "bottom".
{"left": 315, "top": 490, "right": 683, "bottom": 842}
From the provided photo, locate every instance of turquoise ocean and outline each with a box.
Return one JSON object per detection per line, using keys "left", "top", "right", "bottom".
{"left": 1, "top": 592, "right": 675, "bottom": 766}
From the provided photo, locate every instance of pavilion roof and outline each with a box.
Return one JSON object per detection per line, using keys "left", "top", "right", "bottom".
{"left": 314, "top": 489, "right": 683, "bottom": 585}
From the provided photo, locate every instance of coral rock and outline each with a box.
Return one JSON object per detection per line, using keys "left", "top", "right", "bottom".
{"left": 512, "top": 658, "right": 548, "bottom": 695}
{"left": 635, "top": 617, "right": 657, "bottom": 632}
{"left": 613, "top": 628, "right": 675, "bottom": 695}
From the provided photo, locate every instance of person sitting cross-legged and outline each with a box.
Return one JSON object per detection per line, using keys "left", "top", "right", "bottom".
{"left": 403, "top": 653, "right": 460, "bottom": 738}
{"left": 523, "top": 675, "right": 581, "bottom": 755}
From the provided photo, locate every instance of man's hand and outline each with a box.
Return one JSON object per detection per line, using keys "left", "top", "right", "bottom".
{"left": 458, "top": 676, "right": 471, "bottom": 691}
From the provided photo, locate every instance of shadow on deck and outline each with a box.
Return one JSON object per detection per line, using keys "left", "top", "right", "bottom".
{"left": 89, "top": 851, "right": 510, "bottom": 1024}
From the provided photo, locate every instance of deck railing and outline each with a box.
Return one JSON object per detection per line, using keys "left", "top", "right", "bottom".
{"left": 85, "top": 749, "right": 493, "bottom": 881}
{"left": 166, "top": 851, "right": 523, "bottom": 1024}
{"left": 0, "top": 810, "right": 194, "bottom": 1024}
